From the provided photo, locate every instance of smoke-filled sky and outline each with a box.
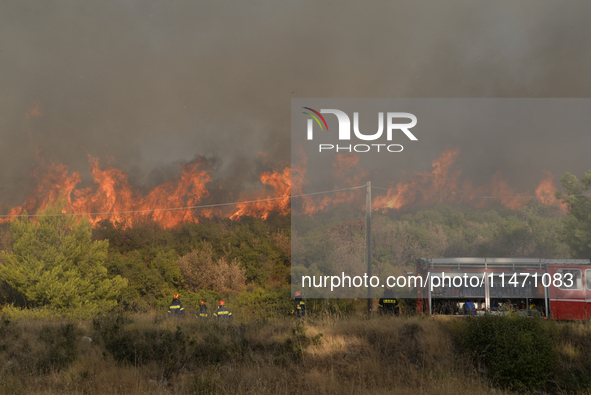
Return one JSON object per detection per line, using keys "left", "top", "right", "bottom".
{"left": 2, "top": 0, "right": 591, "bottom": 206}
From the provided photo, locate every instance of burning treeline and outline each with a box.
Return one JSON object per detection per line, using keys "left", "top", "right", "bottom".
{"left": 370, "top": 148, "right": 565, "bottom": 212}
{"left": 0, "top": 148, "right": 565, "bottom": 228}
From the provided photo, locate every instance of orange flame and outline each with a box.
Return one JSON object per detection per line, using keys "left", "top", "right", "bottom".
{"left": 536, "top": 170, "right": 558, "bottom": 205}
{"left": 371, "top": 149, "right": 566, "bottom": 213}
{"left": 535, "top": 170, "right": 567, "bottom": 213}
{"left": 1, "top": 152, "right": 298, "bottom": 227}
{"left": 1, "top": 147, "right": 567, "bottom": 228}
{"left": 229, "top": 166, "right": 291, "bottom": 220}
{"left": 294, "top": 153, "right": 367, "bottom": 216}
{"left": 372, "top": 148, "right": 462, "bottom": 210}
{"left": 1, "top": 155, "right": 213, "bottom": 228}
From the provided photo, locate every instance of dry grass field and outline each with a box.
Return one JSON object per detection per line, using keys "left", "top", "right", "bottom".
{"left": 0, "top": 312, "right": 514, "bottom": 395}
{"left": 3, "top": 310, "right": 591, "bottom": 395}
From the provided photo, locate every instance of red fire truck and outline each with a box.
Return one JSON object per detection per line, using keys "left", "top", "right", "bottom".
{"left": 415, "top": 258, "right": 591, "bottom": 320}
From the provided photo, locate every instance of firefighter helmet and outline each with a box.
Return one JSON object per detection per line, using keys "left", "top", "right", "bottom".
{"left": 199, "top": 301, "right": 206, "bottom": 306}
{"left": 173, "top": 294, "right": 179, "bottom": 299}
{"left": 219, "top": 300, "right": 225, "bottom": 306}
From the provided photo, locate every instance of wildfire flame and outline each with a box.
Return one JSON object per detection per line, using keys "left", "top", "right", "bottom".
{"left": 291, "top": 148, "right": 566, "bottom": 215}
{"left": 298, "top": 154, "right": 366, "bottom": 215}
{"left": 228, "top": 166, "right": 291, "bottom": 221}
{"left": 371, "top": 148, "right": 566, "bottom": 213}
{"left": 1, "top": 154, "right": 214, "bottom": 228}
{"left": 0, "top": 148, "right": 567, "bottom": 228}
{"left": 535, "top": 170, "right": 561, "bottom": 206}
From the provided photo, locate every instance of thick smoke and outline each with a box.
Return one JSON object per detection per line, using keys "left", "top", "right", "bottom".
{"left": 1, "top": 0, "right": 591, "bottom": 206}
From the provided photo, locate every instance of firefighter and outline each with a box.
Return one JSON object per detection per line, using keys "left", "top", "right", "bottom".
{"left": 290, "top": 291, "right": 306, "bottom": 318}
{"left": 528, "top": 301, "right": 539, "bottom": 317}
{"left": 213, "top": 300, "right": 233, "bottom": 322}
{"left": 168, "top": 294, "right": 186, "bottom": 318}
{"left": 378, "top": 287, "right": 399, "bottom": 315}
{"left": 196, "top": 301, "right": 209, "bottom": 320}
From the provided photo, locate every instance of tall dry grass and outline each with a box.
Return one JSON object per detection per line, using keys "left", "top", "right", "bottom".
{"left": 0, "top": 313, "right": 511, "bottom": 395}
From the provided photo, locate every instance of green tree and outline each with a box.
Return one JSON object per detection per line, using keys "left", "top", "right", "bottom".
{"left": 0, "top": 200, "right": 127, "bottom": 315}
{"left": 556, "top": 171, "right": 591, "bottom": 259}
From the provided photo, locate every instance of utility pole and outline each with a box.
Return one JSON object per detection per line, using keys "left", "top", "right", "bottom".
{"left": 366, "top": 181, "right": 372, "bottom": 315}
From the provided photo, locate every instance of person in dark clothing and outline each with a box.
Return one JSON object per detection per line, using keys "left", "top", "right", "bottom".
{"left": 291, "top": 291, "right": 306, "bottom": 318}
{"left": 490, "top": 300, "right": 500, "bottom": 311}
{"left": 463, "top": 301, "right": 476, "bottom": 316}
{"left": 168, "top": 294, "right": 186, "bottom": 318}
{"left": 196, "top": 301, "right": 209, "bottom": 320}
{"left": 378, "top": 287, "right": 399, "bottom": 315}
{"left": 213, "top": 300, "right": 233, "bottom": 322}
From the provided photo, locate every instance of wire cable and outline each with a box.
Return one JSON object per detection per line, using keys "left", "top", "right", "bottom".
{"left": 2, "top": 182, "right": 588, "bottom": 219}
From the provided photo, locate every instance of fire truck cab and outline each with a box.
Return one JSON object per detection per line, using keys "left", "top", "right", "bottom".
{"left": 416, "top": 258, "right": 591, "bottom": 321}
{"left": 547, "top": 263, "right": 591, "bottom": 320}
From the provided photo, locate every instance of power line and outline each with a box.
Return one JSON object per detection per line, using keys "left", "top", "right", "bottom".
{"left": 1, "top": 182, "right": 588, "bottom": 219}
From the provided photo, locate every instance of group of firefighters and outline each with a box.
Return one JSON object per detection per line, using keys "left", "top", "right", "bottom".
{"left": 168, "top": 288, "right": 400, "bottom": 320}
{"left": 167, "top": 294, "right": 233, "bottom": 321}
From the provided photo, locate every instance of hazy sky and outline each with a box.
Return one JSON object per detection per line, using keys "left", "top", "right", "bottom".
{"left": 2, "top": 0, "right": 591, "bottom": 205}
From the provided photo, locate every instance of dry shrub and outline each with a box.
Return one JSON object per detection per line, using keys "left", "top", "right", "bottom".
{"left": 179, "top": 245, "right": 246, "bottom": 294}
{"left": 0, "top": 314, "right": 512, "bottom": 395}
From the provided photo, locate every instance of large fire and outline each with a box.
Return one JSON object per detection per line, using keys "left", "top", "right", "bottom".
{"left": 292, "top": 148, "right": 566, "bottom": 215}
{"left": 370, "top": 149, "right": 566, "bottom": 213}
{"left": 0, "top": 148, "right": 566, "bottom": 228}
{"left": 1, "top": 154, "right": 214, "bottom": 228}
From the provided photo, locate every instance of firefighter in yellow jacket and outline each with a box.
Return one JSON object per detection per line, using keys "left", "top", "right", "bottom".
{"left": 291, "top": 291, "right": 306, "bottom": 318}
{"left": 213, "top": 300, "right": 233, "bottom": 322}
{"left": 196, "top": 301, "right": 209, "bottom": 320}
{"left": 168, "top": 294, "right": 186, "bottom": 318}
{"left": 378, "top": 287, "right": 399, "bottom": 315}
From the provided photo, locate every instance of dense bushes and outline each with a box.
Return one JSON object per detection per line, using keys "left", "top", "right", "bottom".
{"left": 93, "top": 316, "right": 190, "bottom": 380}
{"left": 37, "top": 323, "right": 80, "bottom": 373}
{"left": 457, "top": 315, "right": 556, "bottom": 392}
{"left": 4, "top": 313, "right": 591, "bottom": 394}
{"left": 91, "top": 314, "right": 322, "bottom": 379}
{"left": 93, "top": 202, "right": 571, "bottom": 317}
{"left": 1, "top": 202, "right": 571, "bottom": 315}
{"left": 92, "top": 216, "right": 291, "bottom": 313}
{"left": 96, "top": 216, "right": 291, "bottom": 288}
{"left": 292, "top": 202, "right": 569, "bottom": 291}
{"left": 0, "top": 319, "right": 81, "bottom": 375}
{"left": 455, "top": 315, "right": 591, "bottom": 393}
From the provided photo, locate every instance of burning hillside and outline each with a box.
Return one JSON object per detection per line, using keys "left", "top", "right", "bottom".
{"left": 0, "top": 153, "right": 292, "bottom": 228}
{"left": 0, "top": 148, "right": 566, "bottom": 228}
{"left": 371, "top": 149, "right": 566, "bottom": 213}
